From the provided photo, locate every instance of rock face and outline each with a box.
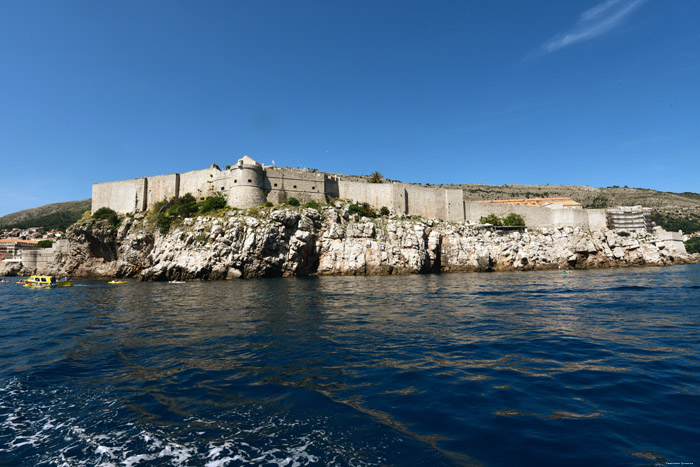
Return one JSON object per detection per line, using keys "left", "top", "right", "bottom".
{"left": 35, "top": 204, "right": 697, "bottom": 280}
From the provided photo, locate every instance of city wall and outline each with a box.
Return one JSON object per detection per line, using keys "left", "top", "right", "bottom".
{"left": 92, "top": 160, "right": 610, "bottom": 231}
{"left": 464, "top": 202, "right": 605, "bottom": 230}
{"left": 21, "top": 240, "right": 70, "bottom": 271}
{"left": 265, "top": 168, "right": 332, "bottom": 205}
{"left": 92, "top": 178, "right": 147, "bottom": 214}
{"left": 146, "top": 174, "right": 179, "bottom": 210}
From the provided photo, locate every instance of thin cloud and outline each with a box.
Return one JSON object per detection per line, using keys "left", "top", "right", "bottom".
{"left": 537, "top": 0, "right": 646, "bottom": 55}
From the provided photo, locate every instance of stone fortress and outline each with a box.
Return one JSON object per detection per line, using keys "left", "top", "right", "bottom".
{"left": 94, "top": 155, "right": 619, "bottom": 231}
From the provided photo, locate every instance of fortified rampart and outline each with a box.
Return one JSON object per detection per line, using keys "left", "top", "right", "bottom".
{"left": 464, "top": 202, "right": 607, "bottom": 230}
{"left": 91, "top": 156, "right": 611, "bottom": 230}
{"left": 20, "top": 240, "right": 70, "bottom": 270}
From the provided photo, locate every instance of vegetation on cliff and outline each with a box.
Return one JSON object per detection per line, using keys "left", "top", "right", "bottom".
{"left": 685, "top": 237, "right": 700, "bottom": 254}
{"left": 652, "top": 212, "right": 700, "bottom": 234}
{"left": 479, "top": 213, "right": 526, "bottom": 227}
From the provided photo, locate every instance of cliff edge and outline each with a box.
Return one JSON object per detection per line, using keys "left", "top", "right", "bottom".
{"left": 7, "top": 202, "right": 692, "bottom": 280}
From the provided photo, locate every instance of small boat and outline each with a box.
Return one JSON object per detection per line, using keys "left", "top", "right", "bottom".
{"left": 16, "top": 280, "right": 26, "bottom": 285}
{"left": 0, "top": 279, "right": 11, "bottom": 283}
{"left": 56, "top": 277, "right": 72, "bottom": 287}
{"left": 24, "top": 275, "right": 71, "bottom": 288}
{"left": 108, "top": 280, "right": 128, "bottom": 285}
{"left": 169, "top": 280, "right": 186, "bottom": 284}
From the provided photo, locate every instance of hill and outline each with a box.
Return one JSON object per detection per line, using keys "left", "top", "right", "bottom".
{"left": 0, "top": 199, "right": 91, "bottom": 231}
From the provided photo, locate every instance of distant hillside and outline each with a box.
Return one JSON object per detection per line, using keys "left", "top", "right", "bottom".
{"left": 0, "top": 199, "right": 91, "bottom": 231}
{"left": 450, "top": 183, "right": 700, "bottom": 213}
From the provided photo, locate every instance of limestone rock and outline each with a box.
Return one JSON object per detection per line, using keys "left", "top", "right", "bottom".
{"left": 38, "top": 206, "right": 696, "bottom": 280}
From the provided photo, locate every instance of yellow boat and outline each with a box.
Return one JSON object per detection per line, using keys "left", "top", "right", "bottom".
{"left": 108, "top": 280, "right": 128, "bottom": 284}
{"left": 24, "top": 275, "right": 72, "bottom": 288}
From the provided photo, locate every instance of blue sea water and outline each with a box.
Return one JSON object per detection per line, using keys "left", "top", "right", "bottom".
{"left": 1, "top": 265, "right": 699, "bottom": 466}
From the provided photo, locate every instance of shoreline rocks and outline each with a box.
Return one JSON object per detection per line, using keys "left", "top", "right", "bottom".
{"left": 5, "top": 205, "right": 699, "bottom": 280}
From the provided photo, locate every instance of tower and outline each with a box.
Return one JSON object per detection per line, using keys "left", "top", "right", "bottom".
{"left": 228, "top": 156, "right": 266, "bottom": 208}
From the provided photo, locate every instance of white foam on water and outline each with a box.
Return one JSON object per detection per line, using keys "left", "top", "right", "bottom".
{"left": 1, "top": 378, "right": 396, "bottom": 466}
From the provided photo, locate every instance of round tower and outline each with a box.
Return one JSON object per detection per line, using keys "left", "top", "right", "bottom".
{"left": 228, "top": 156, "right": 266, "bottom": 208}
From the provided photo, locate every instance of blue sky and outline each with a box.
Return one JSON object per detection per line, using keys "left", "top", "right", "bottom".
{"left": 1, "top": 0, "right": 698, "bottom": 216}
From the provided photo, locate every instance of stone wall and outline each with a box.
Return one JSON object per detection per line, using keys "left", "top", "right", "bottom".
{"left": 145, "top": 174, "right": 179, "bottom": 210}
{"left": 654, "top": 227, "right": 687, "bottom": 254}
{"left": 338, "top": 181, "right": 401, "bottom": 212}
{"left": 92, "top": 178, "right": 147, "bottom": 214}
{"left": 465, "top": 201, "right": 605, "bottom": 230}
{"left": 180, "top": 166, "right": 222, "bottom": 201}
{"left": 266, "top": 168, "right": 332, "bottom": 204}
{"left": 89, "top": 162, "right": 617, "bottom": 231}
{"left": 21, "top": 239, "right": 69, "bottom": 271}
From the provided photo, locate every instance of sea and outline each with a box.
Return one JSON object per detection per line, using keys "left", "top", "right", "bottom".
{"left": 1, "top": 265, "right": 699, "bottom": 466}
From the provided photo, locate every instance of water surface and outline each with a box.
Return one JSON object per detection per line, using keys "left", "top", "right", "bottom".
{"left": 1, "top": 265, "right": 699, "bottom": 465}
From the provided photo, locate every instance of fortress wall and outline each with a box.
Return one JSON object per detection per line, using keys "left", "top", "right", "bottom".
{"left": 586, "top": 210, "right": 607, "bottom": 230}
{"left": 92, "top": 178, "right": 147, "bottom": 214}
{"left": 465, "top": 202, "right": 605, "bottom": 229}
{"left": 210, "top": 172, "right": 232, "bottom": 197}
{"left": 465, "top": 202, "right": 554, "bottom": 227}
{"left": 549, "top": 208, "right": 589, "bottom": 229}
{"left": 145, "top": 174, "right": 179, "bottom": 210}
{"left": 392, "top": 185, "right": 408, "bottom": 214}
{"left": 265, "top": 168, "right": 328, "bottom": 204}
{"left": 179, "top": 168, "right": 218, "bottom": 201}
{"left": 338, "top": 181, "right": 398, "bottom": 210}
{"left": 445, "top": 189, "right": 466, "bottom": 221}
{"left": 21, "top": 248, "right": 56, "bottom": 271}
{"left": 404, "top": 185, "right": 449, "bottom": 220}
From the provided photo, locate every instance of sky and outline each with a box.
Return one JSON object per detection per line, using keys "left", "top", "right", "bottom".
{"left": 1, "top": 0, "right": 699, "bottom": 216}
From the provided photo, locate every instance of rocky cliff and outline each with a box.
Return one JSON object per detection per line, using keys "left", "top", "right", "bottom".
{"left": 7, "top": 203, "right": 696, "bottom": 280}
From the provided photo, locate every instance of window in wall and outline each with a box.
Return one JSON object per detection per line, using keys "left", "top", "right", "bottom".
{"left": 312, "top": 186, "right": 315, "bottom": 190}
{"left": 293, "top": 185, "right": 297, "bottom": 189}
{"left": 248, "top": 179, "right": 252, "bottom": 183}
{"left": 274, "top": 183, "right": 278, "bottom": 187}
{"left": 234, "top": 180, "right": 237, "bottom": 183}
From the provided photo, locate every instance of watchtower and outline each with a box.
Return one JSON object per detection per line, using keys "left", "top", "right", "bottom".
{"left": 228, "top": 156, "right": 266, "bottom": 208}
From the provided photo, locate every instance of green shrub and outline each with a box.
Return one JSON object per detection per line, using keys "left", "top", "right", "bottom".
{"left": 653, "top": 212, "right": 700, "bottom": 234}
{"left": 287, "top": 197, "right": 300, "bottom": 206}
{"left": 175, "top": 193, "right": 198, "bottom": 217}
{"left": 379, "top": 206, "right": 390, "bottom": 217}
{"left": 198, "top": 195, "right": 227, "bottom": 214}
{"left": 503, "top": 213, "right": 525, "bottom": 227}
{"left": 588, "top": 196, "right": 608, "bottom": 209}
{"left": 479, "top": 213, "right": 526, "bottom": 227}
{"left": 685, "top": 237, "right": 700, "bottom": 254}
{"left": 479, "top": 214, "right": 503, "bottom": 226}
{"left": 348, "top": 202, "right": 376, "bottom": 218}
{"left": 37, "top": 239, "right": 53, "bottom": 249}
{"left": 264, "top": 201, "right": 274, "bottom": 208}
{"left": 303, "top": 200, "right": 321, "bottom": 209}
{"left": 156, "top": 212, "right": 171, "bottom": 234}
{"left": 92, "top": 207, "right": 119, "bottom": 227}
